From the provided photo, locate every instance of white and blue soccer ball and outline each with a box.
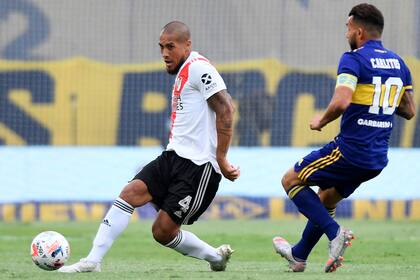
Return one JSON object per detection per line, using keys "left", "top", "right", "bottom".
{"left": 30, "top": 231, "right": 70, "bottom": 271}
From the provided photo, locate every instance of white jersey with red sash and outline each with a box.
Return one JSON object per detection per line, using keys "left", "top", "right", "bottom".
{"left": 166, "top": 51, "right": 226, "bottom": 173}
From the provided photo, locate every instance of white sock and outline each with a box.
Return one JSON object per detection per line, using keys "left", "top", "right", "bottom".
{"left": 86, "top": 198, "right": 134, "bottom": 263}
{"left": 165, "top": 230, "right": 222, "bottom": 263}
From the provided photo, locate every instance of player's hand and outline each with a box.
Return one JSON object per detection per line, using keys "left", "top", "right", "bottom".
{"left": 217, "top": 158, "right": 240, "bottom": 181}
{"left": 310, "top": 115, "right": 323, "bottom": 131}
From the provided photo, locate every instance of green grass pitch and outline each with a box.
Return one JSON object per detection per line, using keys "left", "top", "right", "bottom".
{"left": 1, "top": 219, "right": 419, "bottom": 279}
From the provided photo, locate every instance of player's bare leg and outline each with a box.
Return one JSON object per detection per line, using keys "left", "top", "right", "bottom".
{"left": 154, "top": 210, "right": 233, "bottom": 271}
{"left": 59, "top": 179, "right": 152, "bottom": 273}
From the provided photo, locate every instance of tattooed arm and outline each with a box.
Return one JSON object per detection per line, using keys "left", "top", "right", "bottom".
{"left": 207, "top": 90, "right": 240, "bottom": 181}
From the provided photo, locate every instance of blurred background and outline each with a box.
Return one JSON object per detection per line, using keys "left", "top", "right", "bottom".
{"left": 0, "top": 0, "right": 419, "bottom": 222}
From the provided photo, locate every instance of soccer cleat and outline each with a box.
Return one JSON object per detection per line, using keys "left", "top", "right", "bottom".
{"left": 325, "top": 227, "right": 355, "bottom": 273}
{"left": 58, "top": 258, "right": 101, "bottom": 273}
{"left": 209, "top": 244, "right": 234, "bottom": 271}
{"left": 325, "top": 256, "right": 344, "bottom": 272}
{"left": 272, "top": 237, "right": 306, "bottom": 272}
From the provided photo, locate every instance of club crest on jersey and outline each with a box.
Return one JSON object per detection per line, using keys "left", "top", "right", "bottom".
{"left": 175, "top": 76, "right": 183, "bottom": 91}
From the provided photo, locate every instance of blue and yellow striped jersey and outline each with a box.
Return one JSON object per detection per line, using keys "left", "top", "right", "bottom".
{"left": 335, "top": 40, "right": 413, "bottom": 169}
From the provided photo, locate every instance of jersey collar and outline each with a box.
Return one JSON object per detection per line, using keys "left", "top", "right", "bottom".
{"left": 363, "top": 40, "right": 383, "bottom": 48}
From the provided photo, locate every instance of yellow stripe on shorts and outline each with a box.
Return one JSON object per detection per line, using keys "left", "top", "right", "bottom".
{"left": 298, "top": 148, "right": 340, "bottom": 182}
{"left": 301, "top": 150, "right": 341, "bottom": 182}
{"left": 298, "top": 147, "right": 339, "bottom": 180}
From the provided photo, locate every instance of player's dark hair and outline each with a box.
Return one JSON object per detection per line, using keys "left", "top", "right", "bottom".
{"left": 349, "top": 3, "right": 384, "bottom": 36}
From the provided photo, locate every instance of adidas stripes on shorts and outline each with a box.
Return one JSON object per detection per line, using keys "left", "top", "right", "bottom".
{"left": 133, "top": 151, "right": 221, "bottom": 225}
{"left": 294, "top": 141, "right": 382, "bottom": 198}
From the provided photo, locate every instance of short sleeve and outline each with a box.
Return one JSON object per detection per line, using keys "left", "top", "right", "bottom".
{"left": 190, "top": 61, "right": 227, "bottom": 100}
{"left": 337, "top": 52, "right": 361, "bottom": 78}
{"left": 398, "top": 59, "right": 413, "bottom": 95}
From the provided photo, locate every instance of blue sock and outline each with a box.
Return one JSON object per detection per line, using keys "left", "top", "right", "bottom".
{"left": 292, "top": 207, "right": 336, "bottom": 260}
{"left": 292, "top": 221, "right": 322, "bottom": 260}
{"left": 287, "top": 186, "right": 339, "bottom": 241}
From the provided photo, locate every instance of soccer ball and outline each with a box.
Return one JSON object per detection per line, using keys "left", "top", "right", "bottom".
{"left": 30, "top": 231, "right": 70, "bottom": 271}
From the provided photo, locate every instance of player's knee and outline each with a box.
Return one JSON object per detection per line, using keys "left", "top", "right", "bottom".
{"left": 152, "top": 223, "right": 177, "bottom": 245}
{"left": 119, "top": 180, "right": 151, "bottom": 207}
{"left": 281, "top": 174, "right": 289, "bottom": 189}
{"left": 281, "top": 170, "right": 301, "bottom": 191}
{"left": 119, "top": 185, "right": 137, "bottom": 206}
{"left": 281, "top": 172, "right": 293, "bottom": 190}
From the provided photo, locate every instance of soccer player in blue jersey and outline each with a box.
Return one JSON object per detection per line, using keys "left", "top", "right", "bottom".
{"left": 273, "top": 3, "right": 416, "bottom": 273}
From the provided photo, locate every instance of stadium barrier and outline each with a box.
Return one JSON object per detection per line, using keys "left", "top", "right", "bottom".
{"left": 1, "top": 146, "right": 419, "bottom": 221}
{"left": 1, "top": 57, "right": 420, "bottom": 147}
{"left": 1, "top": 198, "right": 420, "bottom": 222}
{"left": 1, "top": 147, "right": 418, "bottom": 202}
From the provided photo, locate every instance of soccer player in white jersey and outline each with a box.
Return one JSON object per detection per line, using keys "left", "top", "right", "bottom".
{"left": 59, "top": 21, "right": 240, "bottom": 273}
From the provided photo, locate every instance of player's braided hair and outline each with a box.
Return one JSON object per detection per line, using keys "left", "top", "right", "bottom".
{"left": 349, "top": 3, "right": 384, "bottom": 36}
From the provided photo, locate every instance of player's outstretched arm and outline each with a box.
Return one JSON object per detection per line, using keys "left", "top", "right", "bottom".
{"left": 310, "top": 86, "right": 353, "bottom": 131}
{"left": 207, "top": 90, "right": 240, "bottom": 181}
{"left": 396, "top": 90, "right": 416, "bottom": 120}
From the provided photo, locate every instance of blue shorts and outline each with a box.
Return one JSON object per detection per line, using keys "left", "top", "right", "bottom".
{"left": 294, "top": 141, "right": 382, "bottom": 198}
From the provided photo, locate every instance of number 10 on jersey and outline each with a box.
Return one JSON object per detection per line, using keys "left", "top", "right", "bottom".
{"left": 369, "top": 76, "right": 403, "bottom": 115}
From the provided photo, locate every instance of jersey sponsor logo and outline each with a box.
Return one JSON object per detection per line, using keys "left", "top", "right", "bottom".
{"left": 201, "top": 73, "right": 217, "bottom": 91}
{"left": 175, "top": 96, "right": 183, "bottom": 111}
{"left": 201, "top": 73, "right": 212, "bottom": 85}
{"left": 205, "top": 82, "right": 217, "bottom": 91}
{"left": 357, "top": 118, "right": 393, "bottom": 128}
